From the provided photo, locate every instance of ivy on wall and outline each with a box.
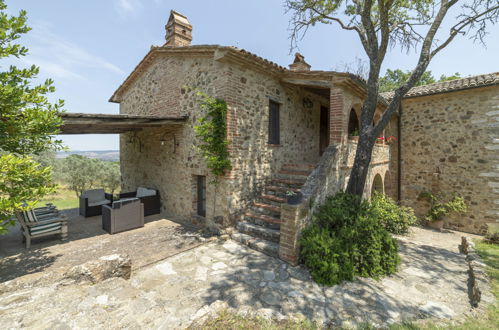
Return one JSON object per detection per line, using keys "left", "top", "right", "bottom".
{"left": 193, "top": 92, "right": 232, "bottom": 180}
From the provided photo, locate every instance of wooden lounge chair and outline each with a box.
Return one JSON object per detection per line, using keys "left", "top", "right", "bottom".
{"left": 15, "top": 207, "right": 68, "bottom": 248}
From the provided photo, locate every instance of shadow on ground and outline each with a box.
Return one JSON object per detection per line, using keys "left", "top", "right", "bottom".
{"left": 0, "top": 208, "right": 203, "bottom": 284}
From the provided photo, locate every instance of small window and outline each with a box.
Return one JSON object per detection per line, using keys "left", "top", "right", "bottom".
{"left": 196, "top": 175, "right": 206, "bottom": 217}
{"left": 268, "top": 100, "right": 280, "bottom": 144}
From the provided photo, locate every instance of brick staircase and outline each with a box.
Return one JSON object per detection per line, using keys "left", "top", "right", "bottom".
{"left": 231, "top": 163, "right": 316, "bottom": 257}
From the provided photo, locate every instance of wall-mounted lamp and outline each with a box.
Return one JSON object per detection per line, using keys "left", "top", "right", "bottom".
{"left": 160, "top": 133, "right": 179, "bottom": 154}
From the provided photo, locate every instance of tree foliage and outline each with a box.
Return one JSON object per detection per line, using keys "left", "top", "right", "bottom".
{"left": 0, "top": 154, "right": 55, "bottom": 234}
{"left": 100, "top": 161, "right": 121, "bottom": 196}
{"left": 59, "top": 155, "right": 121, "bottom": 197}
{"left": 379, "top": 69, "right": 461, "bottom": 93}
{"left": 0, "top": 0, "right": 64, "bottom": 233}
{"left": 286, "top": 0, "right": 499, "bottom": 196}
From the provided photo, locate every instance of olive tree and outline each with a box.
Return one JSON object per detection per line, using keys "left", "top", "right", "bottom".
{"left": 0, "top": 1, "right": 64, "bottom": 233}
{"left": 100, "top": 162, "right": 121, "bottom": 196}
{"left": 286, "top": 0, "right": 499, "bottom": 196}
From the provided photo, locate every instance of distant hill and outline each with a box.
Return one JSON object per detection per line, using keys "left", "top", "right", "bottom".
{"left": 56, "top": 150, "right": 119, "bottom": 162}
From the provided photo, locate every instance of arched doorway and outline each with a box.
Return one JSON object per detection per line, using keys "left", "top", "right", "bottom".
{"left": 371, "top": 173, "right": 384, "bottom": 197}
{"left": 348, "top": 108, "right": 360, "bottom": 137}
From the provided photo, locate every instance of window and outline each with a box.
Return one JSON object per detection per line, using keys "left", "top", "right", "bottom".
{"left": 196, "top": 175, "right": 206, "bottom": 217}
{"left": 268, "top": 100, "right": 280, "bottom": 144}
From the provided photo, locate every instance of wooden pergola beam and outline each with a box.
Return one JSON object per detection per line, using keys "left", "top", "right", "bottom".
{"left": 59, "top": 112, "right": 188, "bottom": 134}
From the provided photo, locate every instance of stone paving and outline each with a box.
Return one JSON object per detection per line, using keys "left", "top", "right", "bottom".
{"left": 0, "top": 228, "right": 494, "bottom": 329}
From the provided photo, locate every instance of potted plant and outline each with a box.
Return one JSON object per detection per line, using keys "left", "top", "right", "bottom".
{"left": 286, "top": 190, "right": 303, "bottom": 205}
{"left": 349, "top": 129, "right": 359, "bottom": 142}
{"left": 419, "top": 192, "right": 467, "bottom": 230}
{"left": 385, "top": 136, "right": 397, "bottom": 145}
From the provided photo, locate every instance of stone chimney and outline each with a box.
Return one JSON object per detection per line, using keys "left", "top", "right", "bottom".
{"left": 289, "top": 53, "right": 311, "bottom": 71}
{"left": 164, "top": 10, "right": 192, "bottom": 47}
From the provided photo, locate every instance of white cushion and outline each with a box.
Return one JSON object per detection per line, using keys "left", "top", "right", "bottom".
{"left": 82, "top": 189, "right": 105, "bottom": 203}
{"left": 136, "top": 187, "right": 156, "bottom": 198}
{"left": 88, "top": 199, "right": 111, "bottom": 207}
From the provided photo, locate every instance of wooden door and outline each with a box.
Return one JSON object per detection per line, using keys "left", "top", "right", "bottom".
{"left": 319, "top": 106, "right": 330, "bottom": 156}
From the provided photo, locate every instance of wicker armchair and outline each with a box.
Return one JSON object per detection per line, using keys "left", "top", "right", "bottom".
{"left": 102, "top": 198, "right": 144, "bottom": 234}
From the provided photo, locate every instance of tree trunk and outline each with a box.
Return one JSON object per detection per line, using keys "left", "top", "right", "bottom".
{"left": 346, "top": 131, "right": 376, "bottom": 196}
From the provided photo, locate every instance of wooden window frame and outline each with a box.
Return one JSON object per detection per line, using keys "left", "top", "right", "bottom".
{"left": 196, "top": 175, "right": 206, "bottom": 217}
{"left": 268, "top": 100, "right": 280, "bottom": 145}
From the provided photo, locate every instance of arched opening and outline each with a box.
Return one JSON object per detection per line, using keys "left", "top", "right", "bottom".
{"left": 371, "top": 173, "right": 384, "bottom": 197}
{"left": 384, "top": 171, "right": 395, "bottom": 199}
{"left": 348, "top": 108, "right": 360, "bottom": 137}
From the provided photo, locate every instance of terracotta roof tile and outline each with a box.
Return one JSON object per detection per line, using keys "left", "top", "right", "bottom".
{"left": 381, "top": 72, "right": 499, "bottom": 99}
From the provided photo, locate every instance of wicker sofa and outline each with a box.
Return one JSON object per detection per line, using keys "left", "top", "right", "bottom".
{"left": 118, "top": 187, "right": 160, "bottom": 216}
{"left": 79, "top": 189, "right": 113, "bottom": 217}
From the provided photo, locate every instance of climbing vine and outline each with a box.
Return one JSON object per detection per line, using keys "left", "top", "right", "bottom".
{"left": 193, "top": 92, "right": 232, "bottom": 179}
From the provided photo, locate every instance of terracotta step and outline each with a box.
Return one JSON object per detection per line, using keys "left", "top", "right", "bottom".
{"left": 271, "top": 178, "right": 307, "bottom": 188}
{"left": 261, "top": 194, "right": 286, "bottom": 204}
{"left": 253, "top": 202, "right": 280, "bottom": 215}
{"left": 266, "top": 185, "right": 300, "bottom": 193}
{"left": 245, "top": 212, "right": 282, "bottom": 224}
{"left": 245, "top": 213, "right": 280, "bottom": 230}
{"left": 282, "top": 163, "right": 316, "bottom": 172}
{"left": 236, "top": 221, "right": 280, "bottom": 243}
{"left": 278, "top": 169, "right": 311, "bottom": 177}
{"left": 231, "top": 232, "right": 279, "bottom": 258}
{"left": 265, "top": 185, "right": 300, "bottom": 198}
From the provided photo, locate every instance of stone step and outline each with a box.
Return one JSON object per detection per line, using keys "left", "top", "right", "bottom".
{"left": 253, "top": 202, "right": 280, "bottom": 216}
{"left": 281, "top": 163, "right": 316, "bottom": 172}
{"left": 236, "top": 221, "right": 280, "bottom": 243}
{"left": 231, "top": 232, "right": 279, "bottom": 258}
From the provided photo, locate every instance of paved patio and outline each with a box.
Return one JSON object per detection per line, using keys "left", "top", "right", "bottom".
{"left": 0, "top": 208, "right": 204, "bottom": 287}
{"left": 0, "top": 227, "right": 493, "bottom": 328}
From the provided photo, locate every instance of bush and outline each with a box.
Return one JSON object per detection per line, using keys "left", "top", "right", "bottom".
{"left": 300, "top": 192, "right": 401, "bottom": 286}
{"left": 370, "top": 192, "right": 416, "bottom": 234}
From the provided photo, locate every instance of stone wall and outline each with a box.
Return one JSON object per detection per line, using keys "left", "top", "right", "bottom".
{"left": 120, "top": 55, "right": 232, "bottom": 223}
{"left": 400, "top": 86, "right": 499, "bottom": 234}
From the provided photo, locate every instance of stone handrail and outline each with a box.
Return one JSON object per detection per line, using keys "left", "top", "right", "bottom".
{"left": 279, "top": 145, "right": 342, "bottom": 264}
{"left": 299, "top": 145, "right": 340, "bottom": 223}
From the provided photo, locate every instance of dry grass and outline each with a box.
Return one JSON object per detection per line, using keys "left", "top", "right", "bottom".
{"left": 36, "top": 185, "right": 78, "bottom": 210}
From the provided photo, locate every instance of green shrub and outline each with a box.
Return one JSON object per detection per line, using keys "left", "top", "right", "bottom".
{"left": 370, "top": 192, "right": 416, "bottom": 234}
{"left": 300, "top": 192, "right": 401, "bottom": 286}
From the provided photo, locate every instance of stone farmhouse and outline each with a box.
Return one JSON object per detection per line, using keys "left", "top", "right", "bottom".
{"left": 109, "top": 11, "right": 499, "bottom": 264}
